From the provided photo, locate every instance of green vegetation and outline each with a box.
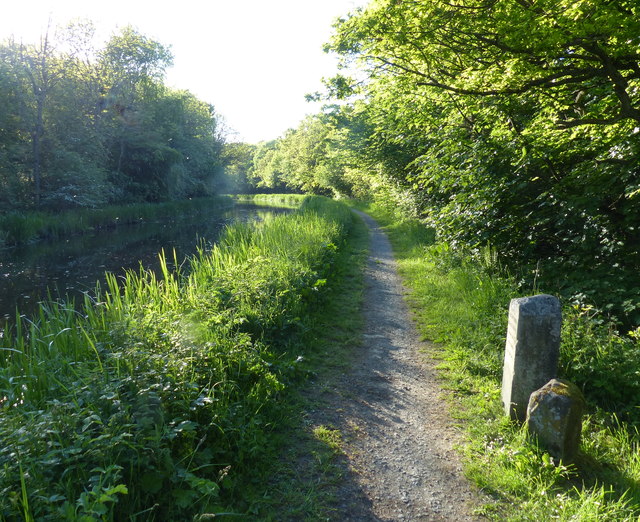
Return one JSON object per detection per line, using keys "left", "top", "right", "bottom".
{"left": 232, "top": 193, "right": 307, "bottom": 209}
{"left": 222, "top": 0, "right": 640, "bottom": 329}
{"left": 322, "top": 0, "right": 640, "bottom": 328}
{"left": 0, "top": 196, "right": 360, "bottom": 519}
{"left": 354, "top": 200, "right": 640, "bottom": 520}
{"left": 0, "top": 24, "right": 224, "bottom": 211}
{"left": 315, "top": 5, "right": 640, "bottom": 513}
{"left": 2, "top": 1, "right": 640, "bottom": 519}
{"left": 250, "top": 212, "right": 369, "bottom": 519}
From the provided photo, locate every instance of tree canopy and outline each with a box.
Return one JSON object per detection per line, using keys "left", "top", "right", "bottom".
{"left": 332, "top": 0, "right": 640, "bottom": 127}
{"left": 319, "top": 0, "right": 640, "bottom": 324}
{"left": 2, "top": 5, "right": 638, "bottom": 323}
{"left": 237, "top": 0, "right": 638, "bottom": 325}
{"left": 0, "top": 24, "right": 225, "bottom": 210}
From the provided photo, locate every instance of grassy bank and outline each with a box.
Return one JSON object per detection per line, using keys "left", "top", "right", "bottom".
{"left": 353, "top": 200, "right": 640, "bottom": 520}
{"left": 0, "top": 196, "right": 234, "bottom": 247}
{"left": 238, "top": 200, "right": 370, "bottom": 519}
{"left": 231, "top": 193, "right": 307, "bottom": 209}
{"left": 0, "top": 196, "right": 357, "bottom": 520}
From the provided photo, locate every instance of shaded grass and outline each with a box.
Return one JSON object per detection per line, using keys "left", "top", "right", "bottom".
{"left": 0, "top": 196, "right": 357, "bottom": 520}
{"left": 238, "top": 207, "right": 369, "bottom": 520}
{"left": 0, "top": 196, "right": 233, "bottom": 246}
{"left": 352, "top": 199, "right": 640, "bottom": 521}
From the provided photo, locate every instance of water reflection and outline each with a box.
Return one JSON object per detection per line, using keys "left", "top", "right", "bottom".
{"left": 0, "top": 205, "right": 290, "bottom": 321}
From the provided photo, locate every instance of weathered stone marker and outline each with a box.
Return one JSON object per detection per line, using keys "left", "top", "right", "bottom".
{"left": 501, "top": 294, "right": 562, "bottom": 421}
{"left": 526, "top": 379, "right": 585, "bottom": 462}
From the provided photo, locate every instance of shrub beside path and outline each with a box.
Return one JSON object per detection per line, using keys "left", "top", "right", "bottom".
{"left": 309, "top": 211, "right": 485, "bottom": 520}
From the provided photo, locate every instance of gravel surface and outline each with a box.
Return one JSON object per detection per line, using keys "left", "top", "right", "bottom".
{"left": 308, "top": 211, "right": 485, "bottom": 521}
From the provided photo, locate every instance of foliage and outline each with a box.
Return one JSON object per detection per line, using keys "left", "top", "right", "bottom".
{"left": 249, "top": 107, "right": 383, "bottom": 199}
{"left": 319, "top": 0, "right": 640, "bottom": 327}
{"left": 0, "top": 196, "right": 354, "bottom": 519}
{"left": 561, "top": 306, "right": 640, "bottom": 420}
{"left": 250, "top": 140, "right": 286, "bottom": 192}
{"left": 0, "top": 23, "right": 225, "bottom": 211}
{"left": 218, "top": 142, "right": 259, "bottom": 194}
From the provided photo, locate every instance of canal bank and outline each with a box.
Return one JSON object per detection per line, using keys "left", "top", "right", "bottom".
{"left": 0, "top": 203, "right": 291, "bottom": 321}
{"left": 0, "top": 196, "right": 354, "bottom": 520}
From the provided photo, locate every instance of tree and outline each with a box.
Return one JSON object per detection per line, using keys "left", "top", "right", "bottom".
{"left": 220, "top": 142, "right": 258, "bottom": 193}
{"left": 0, "top": 23, "right": 226, "bottom": 209}
{"left": 330, "top": 0, "right": 640, "bottom": 128}
{"left": 251, "top": 140, "right": 289, "bottom": 192}
{"left": 0, "top": 46, "right": 30, "bottom": 207}
{"left": 7, "top": 27, "right": 67, "bottom": 207}
{"left": 326, "top": 0, "right": 640, "bottom": 323}
{"left": 1, "top": 22, "right": 114, "bottom": 209}
{"left": 98, "top": 27, "right": 174, "bottom": 199}
{"left": 144, "top": 89, "right": 225, "bottom": 199}
{"left": 41, "top": 21, "right": 116, "bottom": 208}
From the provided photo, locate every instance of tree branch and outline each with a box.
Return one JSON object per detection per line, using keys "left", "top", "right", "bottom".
{"left": 580, "top": 41, "right": 640, "bottom": 122}
{"left": 556, "top": 114, "right": 625, "bottom": 128}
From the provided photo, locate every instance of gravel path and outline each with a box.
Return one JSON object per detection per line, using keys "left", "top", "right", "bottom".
{"left": 309, "top": 211, "right": 484, "bottom": 520}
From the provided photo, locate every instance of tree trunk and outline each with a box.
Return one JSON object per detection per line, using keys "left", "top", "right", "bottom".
{"left": 32, "top": 91, "right": 44, "bottom": 207}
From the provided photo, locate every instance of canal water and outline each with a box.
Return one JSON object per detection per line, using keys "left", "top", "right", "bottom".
{"left": 0, "top": 204, "right": 290, "bottom": 322}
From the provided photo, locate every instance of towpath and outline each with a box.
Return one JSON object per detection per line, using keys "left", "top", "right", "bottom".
{"left": 307, "top": 210, "right": 485, "bottom": 520}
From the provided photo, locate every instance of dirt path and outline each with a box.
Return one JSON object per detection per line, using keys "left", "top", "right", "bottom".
{"left": 309, "top": 211, "right": 484, "bottom": 520}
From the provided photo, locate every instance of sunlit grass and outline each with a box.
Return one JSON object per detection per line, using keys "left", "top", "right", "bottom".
{"left": 353, "top": 199, "right": 640, "bottom": 520}
{"left": 232, "top": 193, "right": 307, "bottom": 209}
{"left": 244, "top": 204, "right": 369, "bottom": 519}
{"left": 0, "top": 195, "right": 356, "bottom": 519}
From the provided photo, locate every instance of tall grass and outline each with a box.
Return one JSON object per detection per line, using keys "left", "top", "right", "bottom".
{"left": 0, "top": 196, "right": 233, "bottom": 246}
{"left": 0, "top": 196, "right": 354, "bottom": 520}
{"left": 354, "top": 199, "right": 640, "bottom": 520}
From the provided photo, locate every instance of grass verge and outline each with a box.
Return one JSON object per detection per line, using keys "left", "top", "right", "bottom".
{"left": 352, "top": 199, "right": 640, "bottom": 521}
{"left": 0, "top": 196, "right": 361, "bottom": 520}
{"left": 231, "top": 193, "right": 307, "bottom": 209}
{"left": 246, "top": 207, "right": 369, "bottom": 520}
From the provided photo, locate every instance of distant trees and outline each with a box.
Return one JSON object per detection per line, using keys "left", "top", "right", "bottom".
{"left": 247, "top": 109, "right": 371, "bottom": 197}
{"left": 218, "top": 142, "right": 259, "bottom": 193}
{"left": 0, "top": 24, "right": 225, "bottom": 210}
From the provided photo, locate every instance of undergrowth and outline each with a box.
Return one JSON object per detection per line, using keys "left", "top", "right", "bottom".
{"left": 0, "top": 196, "right": 355, "bottom": 520}
{"left": 353, "top": 199, "right": 640, "bottom": 521}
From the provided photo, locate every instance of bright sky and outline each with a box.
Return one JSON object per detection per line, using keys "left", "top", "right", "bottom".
{"left": 0, "top": 0, "right": 367, "bottom": 143}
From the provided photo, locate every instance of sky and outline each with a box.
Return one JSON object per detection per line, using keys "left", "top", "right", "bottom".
{"left": 0, "top": 0, "right": 367, "bottom": 143}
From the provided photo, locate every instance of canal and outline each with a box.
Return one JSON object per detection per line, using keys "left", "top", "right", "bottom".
{"left": 0, "top": 204, "right": 291, "bottom": 322}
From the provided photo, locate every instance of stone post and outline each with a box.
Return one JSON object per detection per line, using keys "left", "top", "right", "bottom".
{"left": 526, "top": 379, "right": 585, "bottom": 462}
{"left": 501, "top": 294, "right": 562, "bottom": 421}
